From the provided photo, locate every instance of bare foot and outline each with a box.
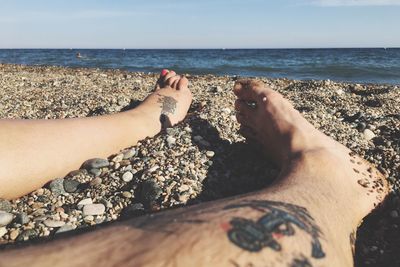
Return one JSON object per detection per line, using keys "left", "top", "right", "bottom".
{"left": 134, "top": 69, "right": 192, "bottom": 134}
{"left": 234, "top": 79, "right": 389, "bottom": 255}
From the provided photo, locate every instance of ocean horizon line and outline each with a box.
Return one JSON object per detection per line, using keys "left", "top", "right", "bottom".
{"left": 0, "top": 47, "right": 399, "bottom": 50}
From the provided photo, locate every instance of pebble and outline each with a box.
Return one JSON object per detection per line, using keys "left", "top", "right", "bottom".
{"left": 178, "top": 193, "right": 191, "bottom": 203}
{"left": 17, "top": 229, "right": 38, "bottom": 241}
{"left": 214, "top": 86, "right": 223, "bottom": 93}
{"left": 0, "top": 227, "right": 7, "bottom": 238}
{"left": 63, "top": 179, "right": 81, "bottom": 193}
{"left": 15, "top": 212, "right": 29, "bottom": 225}
{"left": 122, "top": 171, "right": 133, "bottom": 182}
{"left": 357, "top": 122, "right": 367, "bottom": 132}
{"left": 44, "top": 219, "right": 65, "bottom": 228}
{"left": 178, "top": 184, "right": 190, "bottom": 192}
{"left": 123, "top": 148, "right": 136, "bottom": 159}
{"left": 112, "top": 153, "right": 124, "bottom": 163}
{"left": 222, "top": 108, "right": 231, "bottom": 114}
{"left": 100, "top": 199, "right": 113, "bottom": 209}
{"left": 166, "top": 136, "right": 176, "bottom": 147}
{"left": 56, "top": 224, "right": 76, "bottom": 234}
{"left": 83, "top": 204, "right": 105, "bottom": 216}
{"left": 89, "top": 168, "right": 102, "bottom": 176}
{"left": 122, "top": 191, "right": 133, "bottom": 198}
{"left": 77, "top": 198, "right": 93, "bottom": 207}
{"left": 336, "top": 89, "right": 344, "bottom": 95}
{"left": 0, "top": 211, "right": 14, "bottom": 226}
{"left": 363, "top": 129, "right": 376, "bottom": 141}
{"left": 84, "top": 215, "right": 94, "bottom": 222}
{"left": 49, "top": 178, "right": 66, "bottom": 196}
{"left": 148, "top": 166, "right": 159, "bottom": 173}
{"left": 83, "top": 158, "right": 109, "bottom": 169}
{"left": 390, "top": 210, "right": 399, "bottom": 218}
{"left": 9, "top": 229, "right": 19, "bottom": 240}
{"left": 0, "top": 199, "right": 12, "bottom": 212}
{"left": 90, "top": 177, "right": 103, "bottom": 186}
{"left": 206, "top": 151, "right": 215, "bottom": 158}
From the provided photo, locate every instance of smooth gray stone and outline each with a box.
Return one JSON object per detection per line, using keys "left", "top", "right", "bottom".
{"left": 89, "top": 168, "right": 102, "bottom": 177}
{"left": 83, "top": 158, "right": 109, "bottom": 169}
{"left": 49, "top": 178, "right": 66, "bottom": 196}
{"left": 63, "top": 179, "right": 81, "bottom": 193}
{"left": 15, "top": 212, "right": 29, "bottom": 225}
{"left": 0, "top": 199, "right": 12, "bottom": 212}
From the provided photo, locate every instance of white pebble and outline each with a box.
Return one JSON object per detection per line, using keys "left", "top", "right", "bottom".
{"left": 206, "top": 151, "right": 215, "bottom": 158}
{"left": 148, "top": 166, "right": 159, "bottom": 173}
{"left": 0, "top": 212, "right": 13, "bottom": 227}
{"left": 363, "top": 129, "right": 376, "bottom": 141}
{"left": 83, "top": 204, "right": 105, "bottom": 216}
{"left": 166, "top": 136, "right": 176, "bottom": 146}
{"left": 77, "top": 198, "right": 93, "bottom": 207}
{"left": 44, "top": 219, "right": 65, "bottom": 228}
{"left": 179, "top": 184, "right": 190, "bottom": 192}
{"left": 112, "top": 153, "right": 124, "bottom": 163}
{"left": 0, "top": 227, "right": 7, "bottom": 238}
{"left": 122, "top": 171, "right": 133, "bottom": 182}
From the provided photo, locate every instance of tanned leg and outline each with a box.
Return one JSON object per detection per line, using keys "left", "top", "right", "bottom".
{"left": 0, "top": 80, "right": 388, "bottom": 267}
{"left": 0, "top": 70, "right": 192, "bottom": 199}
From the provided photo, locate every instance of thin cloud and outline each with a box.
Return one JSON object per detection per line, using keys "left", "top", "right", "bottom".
{"left": 309, "top": 0, "right": 400, "bottom": 6}
{"left": 0, "top": 10, "right": 147, "bottom": 23}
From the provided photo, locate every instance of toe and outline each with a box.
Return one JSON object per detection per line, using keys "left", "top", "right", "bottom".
{"left": 177, "top": 76, "right": 189, "bottom": 90}
{"left": 155, "top": 69, "right": 169, "bottom": 90}
{"left": 166, "top": 75, "right": 181, "bottom": 88}
{"left": 233, "top": 79, "right": 265, "bottom": 100}
{"left": 157, "top": 70, "right": 176, "bottom": 88}
{"left": 161, "top": 70, "right": 176, "bottom": 85}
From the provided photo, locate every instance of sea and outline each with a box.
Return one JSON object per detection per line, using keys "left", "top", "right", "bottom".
{"left": 0, "top": 48, "right": 399, "bottom": 85}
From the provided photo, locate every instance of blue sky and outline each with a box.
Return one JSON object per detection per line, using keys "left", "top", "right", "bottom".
{"left": 0, "top": 0, "right": 399, "bottom": 48}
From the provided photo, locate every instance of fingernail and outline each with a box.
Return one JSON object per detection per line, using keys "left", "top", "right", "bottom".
{"left": 161, "top": 69, "right": 169, "bottom": 76}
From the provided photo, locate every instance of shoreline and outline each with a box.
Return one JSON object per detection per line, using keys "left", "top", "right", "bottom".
{"left": 1, "top": 62, "right": 399, "bottom": 87}
{"left": 0, "top": 64, "right": 399, "bottom": 266}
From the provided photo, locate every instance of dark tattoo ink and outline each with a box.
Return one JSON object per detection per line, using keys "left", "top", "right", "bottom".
{"left": 290, "top": 256, "right": 313, "bottom": 267}
{"left": 222, "top": 200, "right": 326, "bottom": 259}
{"left": 157, "top": 94, "right": 177, "bottom": 116}
{"left": 160, "top": 114, "right": 172, "bottom": 129}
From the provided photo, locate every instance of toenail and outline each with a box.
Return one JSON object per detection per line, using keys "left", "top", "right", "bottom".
{"left": 161, "top": 69, "right": 169, "bottom": 76}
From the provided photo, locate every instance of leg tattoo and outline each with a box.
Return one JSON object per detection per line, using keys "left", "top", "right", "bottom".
{"left": 222, "top": 200, "right": 326, "bottom": 259}
{"left": 290, "top": 256, "right": 313, "bottom": 267}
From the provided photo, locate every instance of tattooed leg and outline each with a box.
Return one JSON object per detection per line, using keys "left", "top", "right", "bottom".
{"left": 0, "top": 79, "right": 388, "bottom": 267}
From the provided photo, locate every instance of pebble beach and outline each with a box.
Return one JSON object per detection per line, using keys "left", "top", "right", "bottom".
{"left": 0, "top": 64, "right": 399, "bottom": 266}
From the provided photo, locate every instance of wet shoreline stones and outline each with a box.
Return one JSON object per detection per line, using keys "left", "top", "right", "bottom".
{"left": 0, "top": 63, "right": 399, "bottom": 266}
